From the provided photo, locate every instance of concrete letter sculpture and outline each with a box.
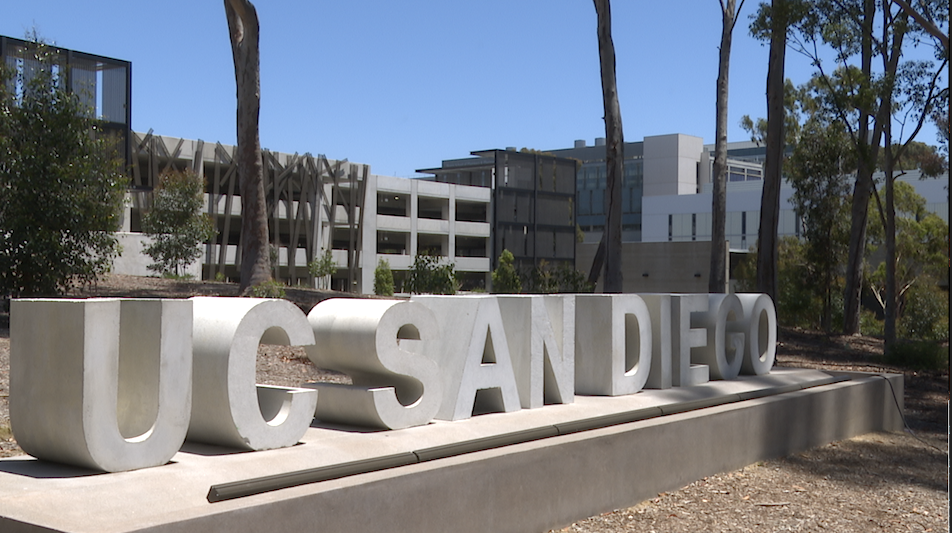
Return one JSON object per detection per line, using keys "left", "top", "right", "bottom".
{"left": 10, "top": 299, "right": 192, "bottom": 472}
{"left": 693, "top": 294, "right": 746, "bottom": 380}
{"left": 639, "top": 294, "right": 672, "bottom": 389}
{"left": 671, "top": 295, "right": 710, "bottom": 387}
{"left": 496, "top": 295, "right": 575, "bottom": 408}
{"left": 411, "top": 296, "right": 521, "bottom": 421}
{"left": 736, "top": 294, "right": 777, "bottom": 375}
{"left": 575, "top": 295, "right": 652, "bottom": 396}
{"left": 187, "top": 297, "right": 317, "bottom": 450}
{"left": 304, "top": 299, "right": 442, "bottom": 430}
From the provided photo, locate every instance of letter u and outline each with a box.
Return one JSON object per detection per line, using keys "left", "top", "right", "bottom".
{"left": 10, "top": 299, "right": 192, "bottom": 472}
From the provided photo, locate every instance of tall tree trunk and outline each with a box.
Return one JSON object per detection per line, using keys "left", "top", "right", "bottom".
{"left": 844, "top": 2, "right": 907, "bottom": 336}
{"left": 883, "top": 128, "right": 897, "bottom": 347}
{"left": 592, "top": 0, "right": 624, "bottom": 293}
{"left": 842, "top": 0, "right": 876, "bottom": 334}
{"left": 225, "top": 0, "right": 271, "bottom": 293}
{"left": 881, "top": 6, "right": 909, "bottom": 349}
{"left": 756, "top": 0, "right": 785, "bottom": 302}
{"left": 710, "top": 0, "right": 741, "bottom": 293}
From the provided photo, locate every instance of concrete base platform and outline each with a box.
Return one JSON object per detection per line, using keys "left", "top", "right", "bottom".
{"left": 0, "top": 369, "right": 904, "bottom": 533}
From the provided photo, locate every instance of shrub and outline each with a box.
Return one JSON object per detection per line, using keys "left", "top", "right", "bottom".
{"left": 776, "top": 237, "right": 826, "bottom": 330}
{"left": 860, "top": 309, "right": 884, "bottom": 337}
{"left": 405, "top": 252, "right": 456, "bottom": 295}
{"left": 0, "top": 42, "right": 126, "bottom": 296}
{"left": 142, "top": 169, "right": 217, "bottom": 277}
{"left": 374, "top": 259, "right": 395, "bottom": 296}
{"left": 521, "top": 259, "right": 593, "bottom": 294}
{"left": 885, "top": 340, "right": 948, "bottom": 371}
{"left": 554, "top": 261, "right": 594, "bottom": 293}
{"left": 491, "top": 250, "right": 522, "bottom": 293}
{"left": 307, "top": 249, "right": 336, "bottom": 290}
{"left": 899, "top": 281, "right": 949, "bottom": 341}
{"left": 248, "top": 280, "right": 286, "bottom": 299}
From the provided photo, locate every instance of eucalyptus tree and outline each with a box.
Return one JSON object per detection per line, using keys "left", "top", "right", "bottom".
{"left": 787, "top": 120, "right": 854, "bottom": 331}
{"left": 748, "top": 0, "right": 809, "bottom": 303}
{"left": 787, "top": 0, "right": 947, "bottom": 342}
{"left": 710, "top": 0, "right": 746, "bottom": 293}
{"left": 589, "top": 0, "right": 624, "bottom": 293}
{"left": 224, "top": 0, "right": 272, "bottom": 294}
{"left": 866, "top": 180, "right": 949, "bottom": 337}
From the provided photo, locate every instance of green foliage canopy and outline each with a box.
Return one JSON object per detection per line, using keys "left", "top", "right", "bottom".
{"left": 524, "top": 259, "right": 594, "bottom": 294}
{"left": 0, "top": 48, "right": 126, "bottom": 296}
{"left": 491, "top": 249, "right": 522, "bottom": 294}
{"left": 866, "top": 180, "right": 949, "bottom": 330}
{"left": 141, "top": 170, "right": 216, "bottom": 277}
{"left": 374, "top": 258, "right": 394, "bottom": 296}
{"left": 404, "top": 251, "right": 456, "bottom": 295}
{"left": 787, "top": 119, "right": 853, "bottom": 331}
{"left": 307, "top": 249, "right": 336, "bottom": 290}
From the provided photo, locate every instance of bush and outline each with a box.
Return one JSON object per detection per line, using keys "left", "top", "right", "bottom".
{"left": 525, "top": 259, "right": 557, "bottom": 293}
{"left": 491, "top": 250, "right": 522, "bottom": 294}
{"left": 885, "top": 340, "right": 948, "bottom": 371}
{"left": 0, "top": 42, "right": 126, "bottom": 296}
{"left": 248, "top": 280, "right": 286, "bottom": 299}
{"left": 374, "top": 259, "right": 394, "bottom": 296}
{"left": 899, "top": 281, "right": 949, "bottom": 341}
{"left": 307, "top": 249, "right": 336, "bottom": 290}
{"left": 520, "top": 259, "right": 593, "bottom": 294}
{"left": 860, "top": 309, "right": 885, "bottom": 337}
{"left": 775, "top": 237, "right": 844, "bottom": 331}
{"left": 554, "top": 261, "right": 595, "bottom": 293}
{"left": 404, "top": 252, "right": 456, "bottom": 295}
{"left": 142, "top": 169, "right": 216, "bottom": 277}
{"left": 776, "top": 238, "right": 815, "bottom": 328}
{"left": 730, "top": 252, "right": 757, "bottom": 293}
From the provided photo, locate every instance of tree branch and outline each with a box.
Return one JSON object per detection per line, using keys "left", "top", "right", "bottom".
{"left": 892, "top": 0, "right": 950, "bottom": 51}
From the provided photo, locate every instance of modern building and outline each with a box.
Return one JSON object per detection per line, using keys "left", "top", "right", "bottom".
{"left": 0, "top": 35, "right": 132, "bottom": 165}
{"left": 362, "top": 173, "right": 491, "bottom": 292}
{"left": 551, "top": 133, "right": 948, "bottom": 293}
{"left": 548, "top": 134, "right": 948, "bottom": 250}
{"left": 120, "top": 132, "right": 493, "bottom": 294}
{"left": 418, "top": 149, "right": 578, "bottom": 275}
{"left": 547, "top": 134, "right": 766, "bottom": 245}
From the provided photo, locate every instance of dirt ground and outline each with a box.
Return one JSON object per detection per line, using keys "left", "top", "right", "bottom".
{"left": 548, "top": 330, "right": 949, "bottom": 533}
{"left": 0, "top": 275, "right": 948, "bottom": 532}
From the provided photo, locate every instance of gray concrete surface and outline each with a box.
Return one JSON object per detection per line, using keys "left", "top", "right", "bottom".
{"left": 0, "top": 369, "right": 904, "bottom": 533}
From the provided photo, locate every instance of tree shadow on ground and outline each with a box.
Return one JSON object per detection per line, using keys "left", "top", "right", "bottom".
{"left": 779, "top": 432, "right": 948, "bottom": 494}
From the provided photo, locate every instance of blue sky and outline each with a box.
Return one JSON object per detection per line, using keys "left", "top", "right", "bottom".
{"left": 2, "top": 1, "right": 945, "bottom": 177}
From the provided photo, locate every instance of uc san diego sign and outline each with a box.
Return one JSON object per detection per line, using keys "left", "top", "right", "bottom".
{"left": 9, "top": 293, "right": 776, "bottom": 473}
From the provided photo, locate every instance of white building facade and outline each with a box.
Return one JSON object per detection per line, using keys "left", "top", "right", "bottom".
{"left": 360, "top": 174, "right": 492, "bottom": 293}
{"left": 115, "top": 132, "right": 493, "bottom": 294}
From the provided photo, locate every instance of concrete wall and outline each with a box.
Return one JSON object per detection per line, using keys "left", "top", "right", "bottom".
{"left": 0, "top": 372, "right": 899, "bottom": 533}
{"left": 112, "top": 232, "right": 203, "bottom": 278}
{"left": 577, "top": 240, "right": 727, "bottom": 293}
{"left": 643, "top": 134, "right": 704, "bottom": 197}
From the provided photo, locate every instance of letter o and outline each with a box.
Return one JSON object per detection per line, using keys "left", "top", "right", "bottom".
{"left": 736, "top": 294, "right": 776, "bottom": 375}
